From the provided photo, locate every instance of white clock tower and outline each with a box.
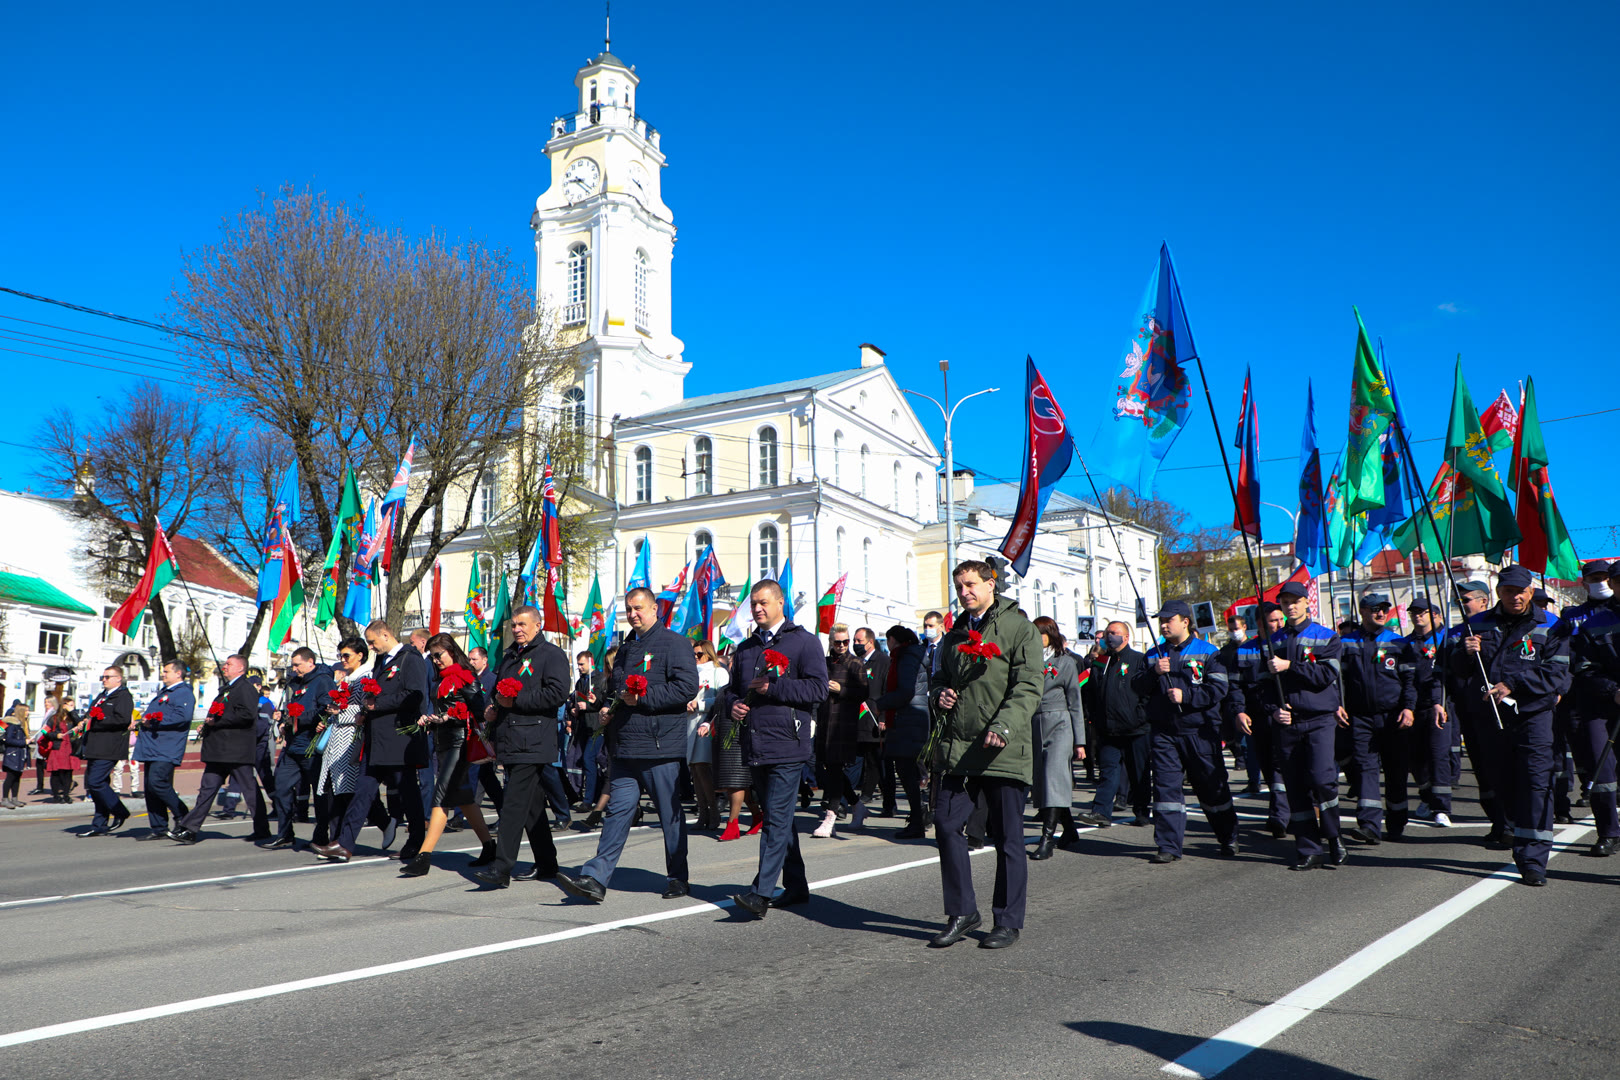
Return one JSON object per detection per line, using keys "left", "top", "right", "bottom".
{"left": 532, "top": 46, "right": 687, "bottom": 485}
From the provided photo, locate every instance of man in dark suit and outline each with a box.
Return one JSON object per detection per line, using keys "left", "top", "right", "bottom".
{"left": 314, "top": 621, "right": 431, "bottom": 863}
{"left": 75, "top": 666, "right": 135, "bottom": 836}
{"left": 173, "top": 655, "right": 263, "bottom": 844}
{"left": 265, "top": 648, "right": 333, "bottom": 850}
{"left": 134, "top": 660, "right": 193, "bottom": 840}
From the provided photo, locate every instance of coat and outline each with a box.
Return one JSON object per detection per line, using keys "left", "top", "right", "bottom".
{"left": 81, "top": 686, "right": 134, "bottom": 761}
{"left": 857, "top": 650, "right": 888, "bottom": 743}
{"left": 725, "top": 620, "right": 829, "bottom": 766}
{"left": 489, "top": 635, "right": 571, "bottom": 764}
{"left": 133, "top": 681, "right": 193, "bottom": 765}
{"left": 2, "top": 720, "right": 28, "bottom": 773}
{"left": 870, "top": 643, "right": 928, "bottom": 760}
{"left": 42, "top": 714, "right": 78, "bottom": 771}
{"left": 1084, "top": 646, "right": 1149, "bottom": 737}
{"left": 817, "top": 650, "right": 868, "bottom": 765}
{"left": 928, "top": 596, "right": 1041, "bottom": 783}
{"left": 1033, "top": 651, "right": 1084, "bottom": 807}
{"left": 603, "top": 623, "right": 700, "bottom": 760}
{"left": 362, "top": 646, "right": 431, "bottom": 768}
{"left": 200, "top": 677, "right": 260, "bottom": 765}
{"left": 281, "top": 663, "right": 335, "bottom": 752}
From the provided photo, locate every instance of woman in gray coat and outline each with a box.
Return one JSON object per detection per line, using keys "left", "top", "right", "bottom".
{"left": 1031, "top": 616, "right": 1085, "bottom": 860}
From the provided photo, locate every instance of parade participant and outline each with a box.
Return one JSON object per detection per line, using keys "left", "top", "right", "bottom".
{"left": 472, "top": 607, "right": 570, "bottom": 888}
{"left": 1217, "top": 614, "right": 1257, "bottom": 795}
{"left": 1227, "top": 603, "right": 1290, "bottom": 838}
{"left": 470, "top": 646, "right": 496, "bottom": 694}
{"left": 74, "top": 667, "right": 135, "bottom": 836}
{"left": 1338, "top": 593, "right": 1417, "bottom": 845}
{"left": 852, "top": 626, "right": 888, "bottom": 817}
{"left": 1133, "top": 601, "right": 1238, "bottom": 864}
{"left": 871, "top": 625, "right": 930, "bottom": 839}
{"left": 1260, "top": 581, "right": 1347, "bottom": 872}
{"left": 315, "top": 622, "right": 432, "bottom": 862}
{"left": 172, "top": 655, "right": 262, "bottom": 844}
{"left": 312, "top": 638, "right": 370, "bottom": 852}
{"left": 813, "top": 623, "right": 867, "bottom": 838}
{"left": 1405, "top": 598, "right": 1457, "bottom": 827}
{"left": 720, "top": 578, "right": 828, "bottom": 919}
{"left": 925, "top": 560, "right": 1040, "bottom": 949}
{"left": 1029, "top": 616, "right": 1085, "bottom": 860}
{"left": 1557, "top": 561, "right": 1620, "bottom": 856}
{"left": 1462, "top": 565, "right": 1572, "bottom": 885}
{"left": 466, "top": 646, "right": 505, "bottom": 813}
{"left": 133, "top": 661, "right": 193, "bottom": 839}
{"left": 265, "top": 648, "right": 333, "bottom": 850}
{"left": 402, "top": 634, "right": 497, "bottom": 876}
{"left": 1442, "top": 580, "right": 1506, "bottom": 842}
{"left": 688, "top": 640, "right": 727, "bottom": 831}
{"left": 568, "top": 650, "right": 607, "bottom": 808}
{"left": 557, "top": 587, "right": 700, "bottom": 903}
{"left": 1078, "top": 622, "right": 1150, "bottom": 829}
{"left": 42, "top": 708, "right": 77, "bottom": 802}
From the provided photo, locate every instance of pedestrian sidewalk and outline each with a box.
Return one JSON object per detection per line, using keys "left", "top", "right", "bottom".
{"left": 1, "top": 768, "right": 215, "bottom": 822}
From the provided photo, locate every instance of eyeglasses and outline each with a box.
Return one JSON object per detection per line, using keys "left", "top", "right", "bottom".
{"left": 831, "top": 639, "right": 849, "bottom": 646}
{"left": 100, "top": 675, "right": 116, "bottom": 681}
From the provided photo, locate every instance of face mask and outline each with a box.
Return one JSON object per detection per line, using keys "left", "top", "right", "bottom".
{"left": 1105, "top": 632, "right": 1126, "bottom": 651}
{"left": 923, "top": 626, "right": 940, "bottom": 641}
{"left": 1590, "top": 580, "right": 1614, "bottom": 600}
{"left": 853, "top": 642, "right": 869, "bottom": 658}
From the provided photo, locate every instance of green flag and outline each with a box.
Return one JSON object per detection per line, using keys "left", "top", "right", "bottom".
{"left": 1444, "top": 359, "right": 1520, "bottom": 560}
{"left": 464, "top": 557, "right": 489, "bottom": 651}
{"left": 584, "top": 574, "right": 607, "bottom": 665}
{"left": 314, "top": 467, "right": 364, "bottom": 629}
{"left": 1391, "top": 460, "right": 1458, "bottom": 563}
{"left": 487, "top": 570, "right": 511, "bottom": 669}
{"left": 1511, "top": 377, "right": 1580, "bottom": 579}
{"left": 1323, "top": 451, "right": 1363, "bottom": 569}
{"left": 1344, "top": 308, "right": 1396, "bottom": 516}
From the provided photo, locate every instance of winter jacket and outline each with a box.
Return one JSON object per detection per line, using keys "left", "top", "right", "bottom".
{"left": 1339, "top": 626, "right": 1416, "bottom": 715}
{"left": 1084, "top": 646, "right": 1149, "bottom": 737}
{"left": 604, "top": 623, "right": 700, "bottom": 760}
{"left": 1133, "top": 636, "right": 1227, "bottom": 735}
{"left": 1254, "top": 620, "right": 1343, "bottom": 722}
{"left": 1570, "top": 599, "right": 1620, "bottom": 714}
{"left": 490, "top": 635, "right": 571, "bottom": 764}
{"left": 81, "top": 686, "right": 134, "bottom": 760}
{"left": 725, "top": 620, "right": 828, "bottom": 766}
{"left": 871, "top": 643, "right": 928, "bottom": 759}
{"left": 281, "top": 664, "right": 335, "bottom": 751}
{"left": 857, "top": 649, "right": 888, "bottom": 743}
{"left": 928, "top": 596, "right": 1041, "bottom": 782}
{"left": 133, "top": 681, "right": 193, "bottom": 765}
{"left": 2, "top": 720, "right": 27, "bottom": 773}
{"left": 1453, "top": 604, "right": 1571, "bottom": 719}
{"left": 42, "top": 714, "right": 78, "bottom": 771}
{"left": 817, "top": 650, "right": 868, "bottom": 764}
{"left": 200, "top": 676, "right": 260, "bottom": 765}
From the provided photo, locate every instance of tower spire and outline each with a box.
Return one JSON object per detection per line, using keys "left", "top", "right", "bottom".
{"left": 605, "top": 0, "right": 611, "bottom": 52}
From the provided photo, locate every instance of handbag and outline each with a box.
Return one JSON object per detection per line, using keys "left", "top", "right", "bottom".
{"left": 311, "top": 724, "right": 334, "bottom": 755}
{"left": 464, "top": 728, "right": 494, "bottom": 765}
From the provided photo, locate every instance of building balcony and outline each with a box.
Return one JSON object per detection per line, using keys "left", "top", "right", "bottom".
{"left": 563, "top": 301, "right": 588, "bottom": 327}
{"left": 551, "top": 106, "right": 660, "bottom": 147}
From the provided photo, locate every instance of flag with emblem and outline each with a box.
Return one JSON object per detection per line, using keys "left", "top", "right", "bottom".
{"left": 1344, "top": 308, "right": 1396, "bottom": 516}
{"left": 266, "top": 522, "right": 305, "bottom": 652}
{"left": 314, "top": 467, "right": 363, "bottom": 629}
{"left": 1442, "top": 358, "right": 1520, "bottom": 560}
{"left": 1479, "top": 388, "right": 1520, "bottom": 454}
{"left": 1000, "top": 356, "right": 1075, "bottom": 575}
{"left": 1509, "top": 376, "right": 1579, "bottom": 578}
{"left": 465, "top": 557, "right": 489, "bottom": 650}
{"left": 256, "top": 464, "right": 301, "bottom": 604}
{"left": 583, "top": 574, "right": 608, "bottom": 663}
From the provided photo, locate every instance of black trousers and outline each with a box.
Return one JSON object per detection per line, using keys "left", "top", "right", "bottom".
{"left": 885, "top": 755, "right": 925, "bottom": 822}
{"left": 935, "top": 775, "right": 1028, "bottom": 929}
{"left": 336, "top": 765, "right": 423, "bottom": 852}
{"left": 50, "top": 769, "right": 73, "bottom": 800}
{"left": 182, "top": 764, "right": 263, "bottom": 833}
{"left": 272, "top": 746, "right": 321, "bottom": 841}
{"left": 490, "top": 762, "right": 558, "bottom": 876}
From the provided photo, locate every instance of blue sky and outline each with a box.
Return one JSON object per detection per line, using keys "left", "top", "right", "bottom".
{"left": 4, "top": 2, "right": 1617, "bottom": 557}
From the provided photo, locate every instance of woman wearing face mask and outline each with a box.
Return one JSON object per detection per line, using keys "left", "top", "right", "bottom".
{"left": 1030, "top": 617, "right": 1086, "bottom": 859}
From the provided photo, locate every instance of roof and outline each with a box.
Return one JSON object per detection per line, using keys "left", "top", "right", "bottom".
{"left": 586, "top": 51, "right": 630, "bottom": 71}
{"left": 0, "top": 570, "right": 96, "bottom": 616}
{"left": 166, "top": 534, "right": 255, "bottom": 599}
{"left": 630, "top": 368, "right": 872, "bottom": 422}
{"left": 965, "top": 482, "right": 1093, "bottom": 519}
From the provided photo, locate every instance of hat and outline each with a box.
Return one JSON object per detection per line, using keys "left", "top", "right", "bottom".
{"left": 1581, "top": 559, "right": 1612, "bottom": 578}
{"left": 1498, "top": 565, "right": 1535, "bottom": 589}
{"left": 1154, "top": 600, "right": 1194, "bottom": 620}
{"left": 1277, "top": 580, "right": 1310, "bottom": 600}
{"left": 1533, "top": 588, "right": 1551, "bottom": 604}
{"left": 1359, "top": 592, "right": 1392, "bottom": 608}
{"left": 1459, "top": 579, "right": 1492, "bottom": 596}
{"left": 1407, "top": 596, "right": 1436, "bottom": 614}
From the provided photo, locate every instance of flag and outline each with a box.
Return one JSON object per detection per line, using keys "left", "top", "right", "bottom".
{"left": 1231, "top": 366, "right": 1261, "bottom": 537}
{"left": 1293, "top": 381, "right": 1329, "bottom": 575}
{"left": 428, "top": 560, "right": 442, "bottom": 636}
{"left": 378, "top": 439, "right": 415, "bottom": 574}
{"left": 1085, "top": 243, "right": 1197, "bottom": 496}
{"left": 266, "top": 522, "right": 305, "bottom": 652}
{"left": 1510, "top": 377, "right": 1580, "bottom": 578}
{"left": 1345, "top": 308, "right": 1396, "bottom": 516}
{"left": 656, "top": 563, "right": 690, "bottom": 627}
{"left": 999, "top": 356, "right": 1076, "bottom": 575}
{"left": 1323, "top": 450, "right": 1364, "bottom": 569}
{"left": 256, "top": 464, "right": 301, "bottom": 603}
{"left": 1479, "top": 389, "right": 1520, "bottom": 454}
{"left": 541, "top": 458, "right": 566, "bottom": 633}
{"left": 671, "top": 562, "right": 704, "bottom": 639}
{"left": 817, "top": 572, "right": 849, "bottom": 633}
{"left": 1224, "top": 564, "right": 1311, "bottom": 623}
{"left": 584, "top": 575, "right": 608, "bottom": 664}
{"left": 314, "top": 467, "right": 363, "bottom": 629}
{"left": 720, "top": 574, "right": 753, "bottom": 646}
{"left": 111, "top": 519, "right": 180, "bottom": 638}
{"left": 341, "top": 499, "right": 383, "bottom": 623}
{"left": 465, "top": 558, "right": 489, "bottom": 650}
{"left": 778, "top": 558, "right": 795, "bottom": 621}
{"left": 487, "top": 570, "right": 511, "bottom": 668}
{"left": 1444, "top": 359, "right": 1521, "bottom": 560}
{"left": 685, "top": 545, "right": 727, "bottom": 641}
{"left": 1392, "top": 461, "right": 1460, "bottom": 563}
{"left": 626, "top": 537, "right": 651, "bottom": 590}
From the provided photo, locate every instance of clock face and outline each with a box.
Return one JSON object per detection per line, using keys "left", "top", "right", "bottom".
{"left": 563, "top": 158, "right": 600, "bottom": 202}
{"left": 625, "top": 161, "right": 650, "bottom": 205}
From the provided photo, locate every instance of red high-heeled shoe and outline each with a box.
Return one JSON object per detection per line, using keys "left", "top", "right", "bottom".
{"left": 744, "top": 818, "right": 764, "bottom": 836}
{"left": 718, "top": 818, "right": 741, "bottom": 842}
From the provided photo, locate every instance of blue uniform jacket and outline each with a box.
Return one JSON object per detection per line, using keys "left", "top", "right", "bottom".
{"left": 1255, "top": 620, "right": 1342, "bottom": 721}
{"left": 1456, "top": 604, "right": 1571, "bottom": 719}
{"left": 133, "top": 682, "right": 194, "bottom": 764}
{"left": 1132, "top": 636, "right": 1228, "bottom": 735}
{"left": 1224, "top": 638, "right": 1272, "bottom": 724}
{"left": 1402, "top": 630, "right": 1446, "bottom": 712}
{"left": 1568, "top": 600, "right": 1620, "bottom": 714}
{"left": 1339, "top": 626, "right": 1416, "bottom": 715}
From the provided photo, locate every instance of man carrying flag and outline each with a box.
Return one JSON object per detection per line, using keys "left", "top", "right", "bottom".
{"left": 1000, "top": 357, "right": 1075, "bottom": 575}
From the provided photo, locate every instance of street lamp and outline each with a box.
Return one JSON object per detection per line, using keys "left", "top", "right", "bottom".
{"left": 904, "top": 366, "right": 998, "bottom": 616}
{"left": 1259, "top": 501, "right": 1297, "bottom": 533}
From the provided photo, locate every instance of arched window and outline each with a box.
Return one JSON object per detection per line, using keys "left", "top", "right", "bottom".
{"left": 564, "top": 386, "right": 586, "bottom": 431}
{"left": 836, "top": 526, "right": 846, "bottom": 571}
{"left": 693, "top": 436, "right": 713, "bottom": 496}
{"left": 565, "top": 243, "right": 589, "bottom": 325}
{"left": 859, "top": 445, "right": 870, "bottom": 497}
{"left": 892, "top": 461, "right": 901, "bottom": 508}
{"left": 757, "top": 524, "right": 779, "bottom": 581}
{"left": 633, "top": 446, "right": 652, "bottom": 503}
{"left": 862, "top": 537, "right": 873, "bottom": 592}
{"left": 890, "top": 408, "right": 900, "bottom": 432}
{"left": 858, "top": 389, "right": 869, "bottom": 411}
{"left": 1049, "top": 582, "right": 1060, "bottom": 626}
{"left": 1033, "top": 579, "right": 1043, "bottom": 617}
{"left": 832, "top": 431, "right": 844, "bottom": 488}
{"left": 476, "top": 469, "right": 497, "bottom": 525}
{"left": 757, "top": 426, "right": 778, "bottom": 487}
{"left": 693, "top": 529, "right": 713, "bottom": 561}
{"left": 915, "top": 472, "right": 925, "bottom": 520}
{"left": 634, "top": 249, "right": 649, "bottom": 331}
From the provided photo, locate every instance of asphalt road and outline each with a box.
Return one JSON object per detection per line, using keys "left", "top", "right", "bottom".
{"left": 2, "top": 774, "right": 1615, "bottom": 1080}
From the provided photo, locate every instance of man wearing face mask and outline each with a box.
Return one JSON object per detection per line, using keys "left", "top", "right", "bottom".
{"left": 1077, "top": 622, "right": 1149, "bottom": 828}
{"left": 813, "top": 623, "right": 868, "bottom": 838}
{"left": 921, "top": 612, "right": 945, "bottom": 672}
{"left": 1555, "top": 561, "right": 1619, "bottom": 857}
{"left": 1226, "top": 603, "right": 1291, "bottom": 838}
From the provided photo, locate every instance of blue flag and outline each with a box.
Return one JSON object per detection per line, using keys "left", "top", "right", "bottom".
{"left": 1085, "top": 243, "right": 1196, "bottom": 496}
{"left": 256, "top": 464, "right": 301, "bottom": 604}
{"left": 627, "top": 536, "right": 651, "bottom": 591}
{"left": 1293, "top": 381, "right": 1329, "bottom": 575}
{"left": 340, "top": 498, "right": 381, "bottom": 623}
{"left": 778, "top": 558, "right": 795, "bottom": 622}
{"left": 999, "top": 357, "right": 1075, "bottom": 576}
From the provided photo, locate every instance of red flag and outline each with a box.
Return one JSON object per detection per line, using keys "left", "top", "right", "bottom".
{"left": 428, "top": 560, "right": 442, "bottom": 635}
{"left": 110, "top": 520, "right": 180, "bottom": 638}
{"left": 1231, "top": 368, "right": 1262, "bottom": 537}
{"left": 1478, "top": 388, "right": 1520, "bottom": 452}
{"left": 816, "top": 573, "right": 849, "bottom": 633}
{"left": 999, "top": 357, "right": 1075, "bottom": 576}
{"left": 1223, "top": 563, "right": 1310, "bottom": 622}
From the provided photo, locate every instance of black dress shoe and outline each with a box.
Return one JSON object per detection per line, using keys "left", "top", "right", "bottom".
{"left": 512, "top": 863, "right": 559, "bottom": 880}
{"left": 1220, "top": 841, "right": 1239, "bottom": 857}
{"left": 1589, "top": 837, "right": 1620, "bottom": 857}
{"left": 556, "top": 872, "right": 607, "bottom": 903}
{"left": 577, "top": 810, "right": 603, "bottom": 831}
{"left": 928, "top": 912, "right": 981, "bottom": 947}
{"left": 769, "top": 889, "right": 810, "bottom": 908}
{"left": 1269, "top": 821, "right": 1289, "bottom": 839}
{"left": 1344, "top": 826, "right": 1380, "bottom": 846}
{"left": 264, "top": 835, "right": 296, "bottom": 850}
{"left": 1485, "top": 826, "right": 1511, "bottom": 850}
{"left": 1521, "top": 870, "right": 1547, "bottom": 886}
{"left": 731, "top": 891, "right": 769, "bottom": 919}
{"left": 170, "top": 828, "right": 201, "bottom": 845}
{"left": 77, "top": 826, "right": 112, "bottom": 838}
{"left": 894, "top": 822, "right": 928, "bottom": 840}
{"left": 978, "top": 925, "right": 1019, "bottom": 950}
{"left": 1149, "top": 851, "right": 1181, "bottom": 864}
{"left": 1128, "top": 814, "right": 1151, "bottom": 827}
{"left": 137, "top": 828, "right": 173, "bottom": 842}
{"left": 468, "top": 840, "right": 498, "bottom": 867}
{"left": 1328, "top": 837, "right": 1349, "bottom": 866}
{"left": 247, "top": 830, "right": 274, "bottom": 842}
{"left": 472, "top": 868, "right": 510, "bottom": 888}
{"left": 1555, "top": 812, "right": 1574, "bottom": 825}
{"left": 1075, "top": 810, "right": 1112, "bottom": 827}
{"left": 400, "top": 852, "right": 432, "bottom": 877}
{"left": 109, "top": 812, "right": 130, "bottom": 832}
{"left": 662, "top": 878, "right": 690, "bottom": 899}
{"left": 1291, "top": 854, "right": 1325, "bottom": 871}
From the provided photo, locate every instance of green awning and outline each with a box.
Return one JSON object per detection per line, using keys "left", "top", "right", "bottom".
{"left": 0, "top": 570, "right": 97, "bottom": 616}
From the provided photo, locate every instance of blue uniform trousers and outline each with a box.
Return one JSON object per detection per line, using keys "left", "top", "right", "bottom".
{"left": 1571, "top": 712, "right": 1619, "bottom": 839}
{"left": 140, "top": 760, "right": 188, "bottom": 831}
{"left": 1461, "top": 710, "right": 1510, "bottom": 829}
{"left": 1351, "top": 710, "right": 1410, "bottom": 839}
{"left": 84, "top": 758, "right": 127, "bottom": 829}
{"left": 581, "top": 757, "right": 687, "bottom": 887}
{"left": 1412, "top": 705, "right": 1457, "bottom": 815}
{"left": 1277, "top": 717, "right": 1341, "bottom": 858}
{"left": 1498, "top": 709, "right": 1557, "bottom": 875}
{"left": 744, "top": 762, "right": 808, "bottom": 901}
{"left": 1248, "top": 715, "right": 1290, "bottom": 830}
{"left": 272, "top": 743, "right": 321, "bottom": 842}
{"left": 935, "top": 775, "right": 1027, "bottom": 929}
{"left": 336, "top": 765, "right": 422, "bottom": 852}
{"left": 1150, "top": 727, "right": 1237, "bottom": 856}
{"left": 1090, "top": 733, "right": 1149, "bottom": 823}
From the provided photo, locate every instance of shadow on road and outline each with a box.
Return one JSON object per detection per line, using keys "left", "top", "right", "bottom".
{"left": 768, "top": 892, "right": 941, "bottom": 941}
{"left": 1068, "top": 1020, "right": 1376, "bottom": 1079}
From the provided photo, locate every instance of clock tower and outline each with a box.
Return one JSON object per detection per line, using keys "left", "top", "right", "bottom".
{"left": 532, "top": 47, "right": 687, "bottom": 485}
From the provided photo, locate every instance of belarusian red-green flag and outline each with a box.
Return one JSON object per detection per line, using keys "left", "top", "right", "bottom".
{"left": 1510, "top": 377, "right": 1580, "bottom": 579}
{"left": 1444, "top": 358, "right": 1521, "bottom": 561}
{"left": 266, "top": 522, "right": 305, "bottom": 651}
{"left": 110, "top": 519, "right": 180, "bottom": 638}
{"left": 1344, "top": 307, "right": 1397, "bottom": 516}
{"left": 817, "top": 572, "right": 849, "bottom": 633}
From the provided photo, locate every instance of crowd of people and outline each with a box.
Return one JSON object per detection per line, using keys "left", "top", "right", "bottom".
{"left": 20, "top": 555, "right": 1620, "bottom": 949}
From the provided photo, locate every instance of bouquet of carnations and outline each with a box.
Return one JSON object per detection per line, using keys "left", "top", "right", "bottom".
{"left": 921, "top": 630, "right": 1003, "bottom": 764}
{"left": 724, "top": 649, "right": 790, "bottom": 749}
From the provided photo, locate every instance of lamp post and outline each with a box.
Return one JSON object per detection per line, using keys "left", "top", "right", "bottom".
{"left": 904, "top": 364, "right": 998, "bottom": 617}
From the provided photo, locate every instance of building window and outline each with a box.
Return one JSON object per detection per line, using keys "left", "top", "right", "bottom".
{"left": 1033, "top": 579, "right": 1043, "bottom": 617}
{"left": 915, "top": 472, "right": 925, "bottom": 520}
{"left": 692, "top": 436, "right": 713, "bottom": 496}
{"left": 693, "top": 529, "right": 713, "bottom": 562}
{"left": 565, "top": 243, "right": 589, "bottom": 325}
{"left": 905, "top": 553, "right": 915, "bottom": 603}
{"left": 1049, "top": 582, "right": 1059, "bottom": 625}
{"left": 39, "top": 623, "right": 71, "bottom": 657}
{"left": 1099, "top": 571, "right": 1109, "bottom": 600}
{"left": 476, "top": 469, "right": 497, "bottom": 525}
{"left": 1074, "top": 589, "right": 1083, "bottom": 633}
{"left": 634, "top": 249, "right": 649, "bottom": 331}
{"left": 862, "top": 538, "right": 873, "bottom": 592}
{"left": 633, "top": 446, "right": 652, "bottom": 503}
{"left": 859, "top": 445, "right": 870, "bottom": 498}
{"left": 836, "top": 527, "right": 846, "bottom": 571}
{"left": 757, "top": 426, "right": 779, "bottom": 487}
{"left": 564, "top": 386, "right": 586, "bottom": 431}
{"left": 1139, "top": 538, "right": 1147, "bottom": 560}
{"left": 758, "top": 525, "right": 779, "bottom": 580}
{"left": 892, "top": 461, "right": 901, "bottom": 509}
{"left": 479, "top": 554, "right": 498, "bottom": 610}
{"left": 1118, "top": 571, "right": 1130, "bottom": 601}
{"left": 833, "top": 431, "right": 843, "bottom": 488}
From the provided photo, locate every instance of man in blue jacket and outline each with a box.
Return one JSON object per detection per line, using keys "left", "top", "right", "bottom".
{"left": 723, "top": 579, "right": 828, "bottom": 918}
{"left": 1339, "top": 593, "right": 1417, "bottom": 845}
{"left": 265, "top": 648, "right": 333, "bottom": 850}
{"left": 134, "top": 660, "right": 193, "bottom": 840}
{"left": 1227, "top": 603, "right": 1291, "bottom": 839}
{"left": 557, "top": 587, "right": 700, "bottom": 903}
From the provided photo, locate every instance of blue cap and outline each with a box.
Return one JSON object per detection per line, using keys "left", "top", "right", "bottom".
{"left": 1460, "top": 579, "right": 1492, "bottom": 596}
{"left": 1498, "top": 565, "right": 1535, "bottom": 589}
{"left": 1408, "top": 595, "right": 1436, "bottom": 614}
{"left": 1582, "top": 560, "right": 1611, "bottom": 578}
{"left": 1155, "top": 600, "right": 1194, "bottom": 620}
{"left": 1277, "top": 580, "right": 1310, "bottom": 600}
{"left": 1359, "top": 592, "right": 1392, "bottom": 608}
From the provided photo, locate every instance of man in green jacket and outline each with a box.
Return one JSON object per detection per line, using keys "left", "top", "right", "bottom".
{"left": 926, "top": 559, "right": 1042, "bottom": 950}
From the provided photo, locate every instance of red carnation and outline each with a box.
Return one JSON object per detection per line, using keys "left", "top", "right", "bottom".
{"left": 979, "top": 641, "right": 1002, "bottom": 659}
{"left": 495, "top": 677, "right": 522, "bottom": 699}
{"left": 966, "top": 630, "right": 983, "bottom": 646}
{"left": 207, "top": 701, "right": 224, "bottom": 718}
{"left": 624, "top": 674, "right": 648, "bottom": 695}
{"left": 763, "top": 649, "right": 791, "bottom": 675}
{"left": 328, "top": 684, "right": 352, "bottom": 709}
{"left": 88, "top": 706, "right": 105, "bottom": 721}
{"left": 360, "top": 678, "right": 382, "bottom": 695}
{"left": 446, "top": 700, "right": 471, "bottom": 722}
{"left": 287, "top": 702, "right": 305, "bottom": 719}
{"left": 437, "top": 664, "right": 475, "bottom": 697}
{"left": 956, "top": 641, "right": 981, "bottom": 657}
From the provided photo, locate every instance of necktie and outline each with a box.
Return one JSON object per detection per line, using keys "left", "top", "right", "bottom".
{"left": 759, "top": 628, "right": 773, "bottom": 647}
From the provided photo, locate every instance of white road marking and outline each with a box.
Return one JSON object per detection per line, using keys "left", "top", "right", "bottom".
{"left": 1159, "top": 823, "right": 1595, "bottom": 1078}
{"left": 0, "top": 846, "right": 987, "bottom": 1048}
